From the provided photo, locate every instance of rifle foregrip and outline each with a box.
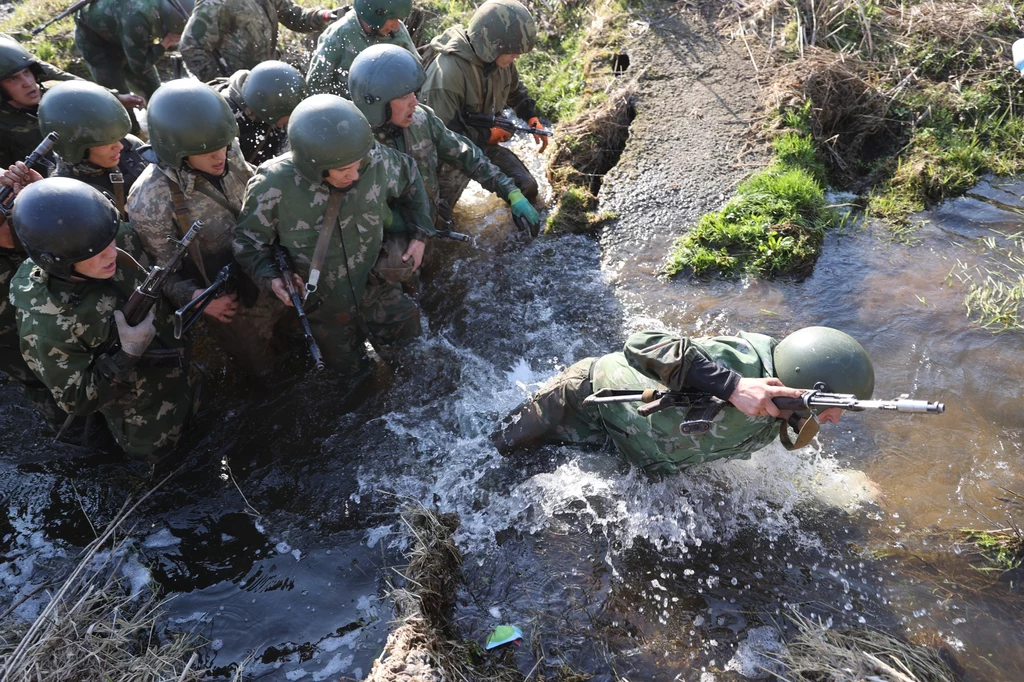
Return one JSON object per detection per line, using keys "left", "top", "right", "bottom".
{"left": 772, "top": 396, "right": 808, "bottom": 411}
{"left": 121, "top": 291, "right": 156, "bottom": 326}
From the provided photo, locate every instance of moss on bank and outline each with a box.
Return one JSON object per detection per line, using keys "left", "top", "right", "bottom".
{"left": 665, "top": 127, "right": 839, "bottom": 278}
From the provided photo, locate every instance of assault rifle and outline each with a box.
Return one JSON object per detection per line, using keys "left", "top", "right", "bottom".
{"left": 273, "top": 244, "right": 325, "bottom": 371}
{"left": 583, "top": 386, "right": 945, "bottom": 418}
{"left": 30, "top": 0, "right": 97, "bottom": 35}
{"left": 0, "top": 132, "right": 59, "bottom": 218}
{"left": 463, "top": 112, "right": 553, "bottom": 138}
{"left": 173, "top": 262, "right": 237, "bottom": 339}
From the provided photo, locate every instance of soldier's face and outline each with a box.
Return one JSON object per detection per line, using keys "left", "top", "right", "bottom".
{"left": 1, "top": 67, "right": 41, "bottom": 108}
{"left": 86, "top": 140, "right": 124, "bottom": 169}
{"left": 324, "top": 159, "right": 361, "bottom": 189}
{"left": 388, "top": 92, "right": 418, "bottom": 129}
{"left": 72, "top": 239, "right": 118, "bottom": 280}
{"left": 377, "top": 18, "right": 401, "bottom": 35}
{"left": 275, "top": 115, "right": 290, "bottom": 128}
{"left": 186, "top": 147, "right": 228, "bottom": 176}
{"left": 494, "top": 54, "right": 520, "bottom": 68}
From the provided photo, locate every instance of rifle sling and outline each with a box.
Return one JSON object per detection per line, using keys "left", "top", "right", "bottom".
{"left": 307, "top": 189, "right": 345, "bottom": 293}
{"left": 109, "top": 171, "right": 126, "bottom": 218}
{"left": 167, "top": 176, "right": 212, "bottom": 286}
{"left": 779, "top": 415, "right": 819, "bottom": 451}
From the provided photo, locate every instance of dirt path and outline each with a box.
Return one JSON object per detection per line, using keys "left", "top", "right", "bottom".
{"left": 598, "top": 0, "right": 767, "bottom": 292}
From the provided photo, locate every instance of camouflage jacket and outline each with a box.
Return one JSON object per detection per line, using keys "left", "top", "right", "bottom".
{"left": 76, "top": 0, "right": 170, "bottom": 76}
{"left": 233, "top": 142, "right": 433, "bottom": 314}
{"left": 212, "top": 70, "right": 288, "bottom": 166}
{"left": 375, "top": 104, "right": 518, "bottom": 226}
{"left": 54, "top": 135, "right": 149, "bottom": 216}
{"left": 127, "top": 141, "right": 253, "bottom": 309}
{"left": 0, "top": 98, "right": 41, "bottom": 181}
{"left": 591, "top": 331, "right": 781, "bottom": 476}
{"left": 305, "top": 12, "right": 418, "bottom": 99}
{"left": 420, "top": 25, "right": 537, "bottom": 148}
{"left": 10, "top": 225, "right": 194, "bottom": 458}
{"left": 0, "top": 248, "right": 25, "bottom": 351}
{"left": 180, "top": 0, "right": 330, "bottom": 82}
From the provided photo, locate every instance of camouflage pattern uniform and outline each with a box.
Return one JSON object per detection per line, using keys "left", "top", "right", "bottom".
{"left": 180, "top": 0, "right": 330, "bottom": 82}
{"left": 10, "top": 225, "right": 197, "bottom": 458}
{"left": 1, "top": 247, "right": 63, "bottom": 424}
{"left": 53, "top": 135, "right": 149, "bottom": 218}
{"left": 375, "top": 104, "right": 518, "bottom": 230}
{"left": 494, "top": 331, "right": 783, "bottom": 477}
{"left": 127, "top": 142, "right": 285, "bottom": 374}
{"left": 212, "top": 70, "right": 288, "bottom": 166}
{"left": 74, "top": 0, "right": 170, "bottom": 98}
{"left": 420, "top": 23, "right": 540, "bottom": 205}
{"left": 232, "top": 142, "right": 433, "bottom": 374}
{"left": 305, "top": 11, "right": 418, "bottom": 99}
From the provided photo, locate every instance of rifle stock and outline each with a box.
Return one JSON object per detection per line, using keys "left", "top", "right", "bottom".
{"left": 463, "top": 112, "right": 553, "bottom": 138}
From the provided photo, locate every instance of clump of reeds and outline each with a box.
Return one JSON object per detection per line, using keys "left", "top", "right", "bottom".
{"left": 775, "top": 610, "right": 961, "bottom": 682}
{"left": 0, "top": 481, "right": 206, "bottom": 682}
{"left": 957, "top": 524, "right": 1024, "bottom": 572}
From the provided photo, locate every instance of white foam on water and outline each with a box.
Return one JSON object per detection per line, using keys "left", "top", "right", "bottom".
{"left": 1, "top": 503, "right": 68, "bottom": 620}
{"left": 725, "top": 625, "right": 785, "bottom": 678}
{"left": 311, "top": 653, "right": 352, "bottom": 681}
{"left": 143, "top": 528, "right": 180, "bottom": 549}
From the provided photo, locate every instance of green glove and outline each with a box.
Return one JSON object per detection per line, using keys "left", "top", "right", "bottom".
{"left": 508, "top": 189, "right": 539, "bottom": 229}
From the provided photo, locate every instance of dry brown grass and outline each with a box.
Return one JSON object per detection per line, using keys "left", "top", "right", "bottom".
{"left": 775, "top": 609, "right": 962, "bottom": 682}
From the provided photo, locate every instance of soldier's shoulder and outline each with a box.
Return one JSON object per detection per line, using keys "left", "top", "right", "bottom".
{"left": 9, "top": 262, "right": 59, "bottom": 316}
{"left": 127, "top": 163, "right": 173, "bottom": 206}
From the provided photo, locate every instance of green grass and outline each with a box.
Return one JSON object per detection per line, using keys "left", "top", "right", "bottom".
{"left": 666, "top": 127, "right": 839, "bottom": 279}
{"left": 0, "top": 0, "right": 88, "bottom": 75}
{"left": 959, "top": 528, "right": 1024, "bottom": 572}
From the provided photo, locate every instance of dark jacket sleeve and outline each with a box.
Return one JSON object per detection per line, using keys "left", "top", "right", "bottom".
{"left": 622, "top": 331, "right": 740, "bottom": 401}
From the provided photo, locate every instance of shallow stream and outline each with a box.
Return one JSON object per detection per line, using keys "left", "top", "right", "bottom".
{"left": 2, "top": 164, "right": 1023, "bottom": 680}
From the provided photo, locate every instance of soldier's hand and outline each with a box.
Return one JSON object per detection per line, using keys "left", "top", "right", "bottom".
{"left": 402, "top": 239, "right": 426, "bottom": 271}
{"left": 727, "top": 377, "right": 805, "bottom": 418}
{"left": 197, "top": 289, "right": 238, "bottom": 323}
{"left": 320, "top": 8, "right": 343, "bottom": 21}
{"left": 527, "top": 116, "right": 548, "bottom": 153}
{"left": 161, "top": 33, "right": 182, "bottom": 49}
{"left": 488, "top": 127, "right": 513, "bottom": 145}
{"left": 114, "top": 309, "right": 157, "bottom": 358}
{"left": 271, "top": 274, "right": 306, "bottom": 307}
{"left": 1, "top": 162, "right": 43, "bottom": 191}
{"left": 116, "top": 92, "right": 146, "bottom": 109}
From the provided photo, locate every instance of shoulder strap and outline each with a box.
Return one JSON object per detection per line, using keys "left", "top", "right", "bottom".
{"left": 167, "top": 177, "right": 212, "bottom": 286}
{"left": 306, "top": 189, "right": 345, "bottom": 295}
{"left": 108, "top": 171, "right": 126, "bottom": 218}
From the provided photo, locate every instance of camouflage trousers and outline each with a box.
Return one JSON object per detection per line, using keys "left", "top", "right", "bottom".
{"left": 438, "top": 143, "right": 539, "bottom": 209}
{"left": 0, "top": 345, "right": 67, "bottom": 429}
{"left": 491, "top": 358, "right": 607, "bottom": 454}
{"left": 74, "top": 22, "right": 162, "bottom": 98}
{"left": 307, "top": 279, "right": 422, "bottom": 375}
{"left": 204, "top": 290, "right": 286, "bottom": 376}
{"left": 103, "top": 359, "right": 200, "bottom": 461}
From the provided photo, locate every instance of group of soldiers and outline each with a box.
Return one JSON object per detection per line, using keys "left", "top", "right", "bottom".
{"left": 0, "top": 0, "right": 879, "bottom": 476}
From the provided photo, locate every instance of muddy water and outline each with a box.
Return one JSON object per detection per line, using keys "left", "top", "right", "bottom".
{"left": 1, "top": 171, "right": 1023, "bottom": 681}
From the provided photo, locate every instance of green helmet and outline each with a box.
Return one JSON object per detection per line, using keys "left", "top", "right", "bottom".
{"left": 38, "top": 81, "right": 130, "bottom": 164}
{"left": 349, "top": 44, "right": 424, "bottom": 127}
{"left": 148, "top": 80, "right": 238, "bottom": 169}
{"left": 242, "top": 60, "right": 304, "bottom": 125}
{"left": 774, "top": 326, "right": 874, "bottom": 399}
{"left": 288, "top": 94, "right": 374, "bottom": 183}
{"left": 11, "top": 178, "right": 119, "bottom": 279}
{"left": 354, "top": 0, "right": 411, "bottom": 31}
{"left": 0, "top": 35, "right": 43, "bottom": 103}
{"left": 158, "top": 0, "right": 195, "bottom": 35}
{"left": 468, "top": 0, "right": 537, "bottom": 63}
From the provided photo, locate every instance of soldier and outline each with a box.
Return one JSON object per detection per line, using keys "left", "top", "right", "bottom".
{"left": 38, "top": 81, "right": 149, "bottom": 219}
{"left": 10, "top": 178, "right": 197, "bottom": 460}
{"left": 420, "top": 0, "right": 549, "bottom": 208}
{"left": 212, "top": 60, "right": 304, "bottom": 166}
{"left": 74, "top": 0, "right": 194, "bottom": 99}
{"left": 127, "top": 80, "right": 284, "bottom": 375}
{"left": 233, "top": 94, "right": 434, "bottom": 375}
{"left": 179, "top": 0, "right": 339, "bottom": 82}
{"left": 492, "top": 327, "right": 875, "bottom": 477}
{"left": 305, "top": 0, "right": 418, "bottom": 99}
{"left": 1, "top": 35, "right": 143, "bottom": 169}
{"left": 349, "top": 44, "right": 540, "bottom": 246}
